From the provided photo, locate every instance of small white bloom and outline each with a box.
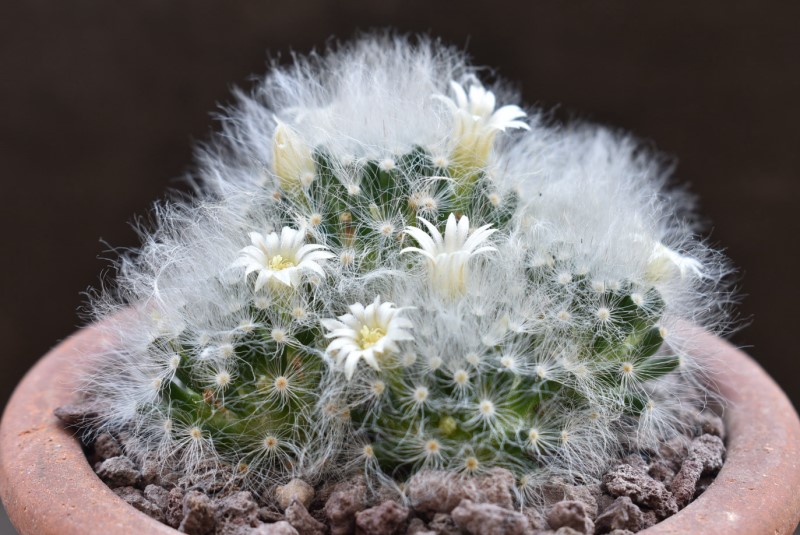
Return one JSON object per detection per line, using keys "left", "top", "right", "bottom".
{"left": 647, "top": 242, "right": 704, "bottom": 282}
{"left": 437, "top": 80, "right": 529, "bottom": 170}
{"left": 402, "top": 213, "right": 497, "bottom": 296}
{"left": 272, "top": 120, "right": 316, "bottom": 191}
{"left": 321, "top": 297, "right": 414, "bottom": 380}
{"left": 233, "top": 227, "right": 334, "bottom": 290}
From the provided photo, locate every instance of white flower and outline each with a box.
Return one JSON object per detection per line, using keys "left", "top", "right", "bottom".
{"left": 233, "top": 227, "right": 334, "bottom": 290}
{"left": 437, "top": 80, "right": 529, "bottom": 171}
{"left": 272, "top": 120, "right": 316, "bottom": 191}
{"left": 402, "top": 213, "right": 497, "bottom": 296}
{"left": 646, "top": 242, "right": 704, "bottom": 282}
{"left": 321, "top": 297, "right": 414, "bottom": 380}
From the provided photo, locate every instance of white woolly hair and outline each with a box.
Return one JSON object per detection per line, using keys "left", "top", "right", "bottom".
{"left": 83, "top": 33, "right": 734, "bottom": 504}
{"left": 196, "top": 35, "right": 487, "bottom": 197}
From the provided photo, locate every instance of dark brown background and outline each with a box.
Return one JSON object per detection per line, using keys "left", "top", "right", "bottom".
{"left": 2, "top": 1, "right": 799, "bottom": 421}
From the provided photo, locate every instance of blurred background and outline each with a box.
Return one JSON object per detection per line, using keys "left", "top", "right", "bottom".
{"left": 1, "top": 2, "right": 798, "bottom": 533}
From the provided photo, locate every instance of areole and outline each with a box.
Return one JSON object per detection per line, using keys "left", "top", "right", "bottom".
{"left": 1, "top": 320, "right": 799, "bottom": 534}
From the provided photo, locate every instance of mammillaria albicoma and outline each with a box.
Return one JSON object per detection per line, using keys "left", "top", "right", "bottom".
{"left": 86, "top": 35, "right": 731, "bottom": 505}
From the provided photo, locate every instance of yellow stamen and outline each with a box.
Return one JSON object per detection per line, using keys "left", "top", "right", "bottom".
{"left": 358, "top": 325, "right": 386, "bottom": 349}
{"left": 268, "top": 254, "right": 295, "bottom": 271}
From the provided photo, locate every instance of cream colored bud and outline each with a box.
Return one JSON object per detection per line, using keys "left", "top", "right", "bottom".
{"left": 272, "top": 120, "right": 315, "bottom": 191}
{"left": 646, "top": 242, "right": 704, "bottom": 282}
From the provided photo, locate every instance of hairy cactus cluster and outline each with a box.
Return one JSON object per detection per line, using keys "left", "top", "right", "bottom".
{"left": 87, "top": 35, "right": 731, "bottom": 502}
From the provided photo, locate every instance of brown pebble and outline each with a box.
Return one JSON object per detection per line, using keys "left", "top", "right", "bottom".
{"left": 113, "top": 486, "right": 164, "bottom": 522}
{"left": 180, "top": 490, "right": 217, "bottom": 535}
{"left": 140, "top": 457, "right": 160, "bottom": 486}
{"left": 542, "top": 480, "right": 599, "bottom": 520}
{"left": 696, "top": 411, "right": 726, "bottom": 440}
{"left": 143, "top": 484, "right": 169, "bottom": 510}
{"left": 165, "top": 487, "right": 185, "bottom": 528}
{"left": 93, "top": 432, "right": 122, "bottom": 460}
{"left": 451, "top": 500, "right": 529, "bottom": 535}
{"left": 602, "top": 464, "right": 678, "bottom": 519}
{"left": 53, "top": 401, "right": 101, "bottom": 427}
{"left": 406, "top": 469, "right": 515, "bottom": 515}
{"left": 407, "top": 472, "right": 474, "bottom": 515}
{"left": 688, "top": 434, "right": 725, "bottom": 473}
{"left": 96, "top": 456, "right": 140, "bottom": 488}
{"left": 475, "top": 468, "right": 516, "bottom": 510}
{"left": 276, "top": 479, "right": 315, "bottom": 510}
{"left": 546, "top": 501, "right": 594, "bottom": 534}
{"left": 355, "top": 500, "right": 409, "bottom": 535}
{"left": 671, "top": 458, "right": 703, "bottom": 508}
{"left": 324, "top": 477, "right": 368, "bottom": 535}
{"left": 594, "top": 496, "right": 643, "bottom": 534}
{"left": 215, "top": 491, "right": 260, "bottom": 529}
{"left": 286, "top": 500, "right": 326, "bottom": 535}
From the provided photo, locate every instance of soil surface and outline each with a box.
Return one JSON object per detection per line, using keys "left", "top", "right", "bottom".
{"left": 55, "top": 402, "right": 725, "bottom": 535}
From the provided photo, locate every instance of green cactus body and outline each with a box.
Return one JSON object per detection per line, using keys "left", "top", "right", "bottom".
{"left": 87, "top": 39, "right": 726, "bottom": 503}
{"left": 141, "top": 145, "right": 678, "bottom": 490}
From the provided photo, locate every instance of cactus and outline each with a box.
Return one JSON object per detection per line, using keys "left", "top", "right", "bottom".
{"left": 86, "top": 35, "right": 730, "bottom": 502}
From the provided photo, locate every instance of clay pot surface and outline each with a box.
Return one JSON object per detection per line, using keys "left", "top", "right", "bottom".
{"left": 1, "top": 321, "right": 799, "bottom": 534}
{"left": 0, "top": 321, "right": 175, "bottom": 535}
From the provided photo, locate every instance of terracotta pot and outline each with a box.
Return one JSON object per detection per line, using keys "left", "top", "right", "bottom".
{"left": 1, "top": 321, "right": 799, "bottom": 534}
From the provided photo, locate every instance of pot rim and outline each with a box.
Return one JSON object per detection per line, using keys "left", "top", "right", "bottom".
{"left": 1, "top": 322, "right": 799, "bottom": 534}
